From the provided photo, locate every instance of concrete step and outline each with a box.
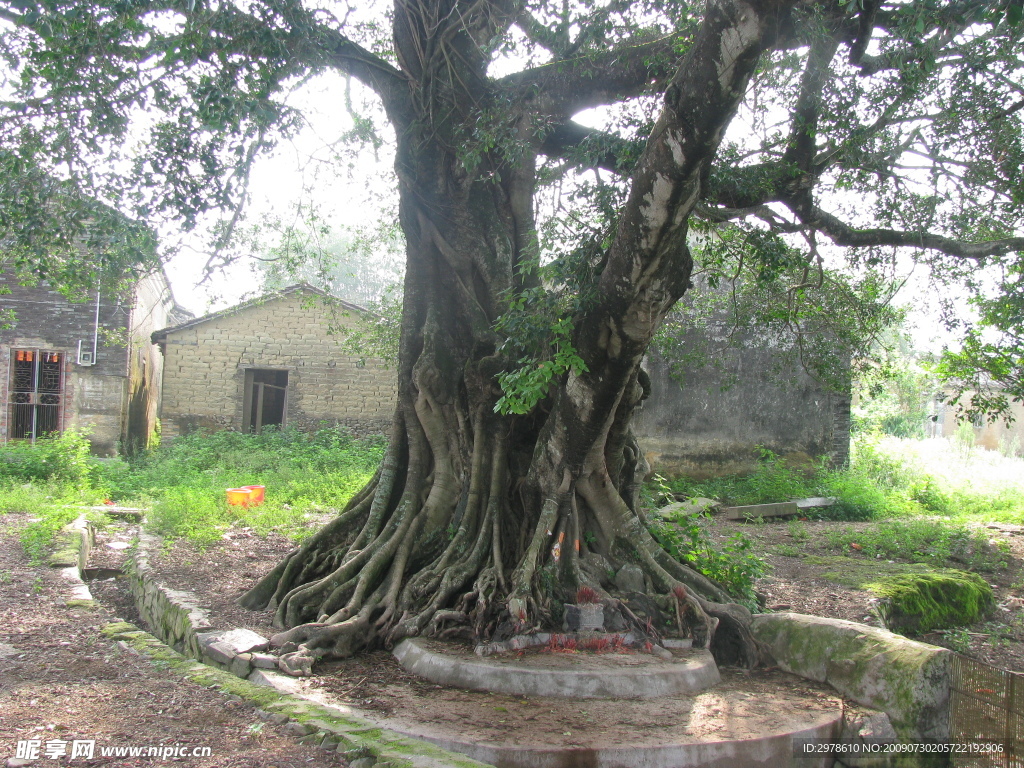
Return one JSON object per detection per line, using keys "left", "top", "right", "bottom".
{"left": 394, "top": 637, "right": 720, "bottom": 700}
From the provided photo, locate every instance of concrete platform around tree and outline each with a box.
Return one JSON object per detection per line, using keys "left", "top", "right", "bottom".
{"left": 393, "top": 636, "right": 721, "bottom": 699}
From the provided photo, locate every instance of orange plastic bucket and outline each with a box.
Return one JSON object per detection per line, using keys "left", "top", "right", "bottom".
{"left": 242, "top": 485, "right": 265, "bottom": 505}
{"left": 226, "top": 488, "right": 253, "bottom": 507}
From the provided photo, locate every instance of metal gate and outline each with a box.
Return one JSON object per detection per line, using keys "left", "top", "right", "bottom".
{"left": 950, "top": 654, "right": 1023, "bottom": 767}
{"left": 7, "top": 349, "right": 64, "bottom": 441}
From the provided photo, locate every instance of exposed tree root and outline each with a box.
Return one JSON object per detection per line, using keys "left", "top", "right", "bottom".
{"left": 243, "top": 381, "right": 764, "bottom": 676}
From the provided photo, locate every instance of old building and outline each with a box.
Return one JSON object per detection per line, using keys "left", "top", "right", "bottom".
{"left": 151, "top": 284, "right": 395, "bottom": 439}
{"left": 1, "top": 269, "right": 190, "bottom": 455}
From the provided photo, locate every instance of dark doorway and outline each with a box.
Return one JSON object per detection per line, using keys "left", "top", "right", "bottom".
{"left": 8, "top": 349, "right": 64, "bottom": 441}
{"left": 243, "top": 369, "right": 288, "bottom": 432}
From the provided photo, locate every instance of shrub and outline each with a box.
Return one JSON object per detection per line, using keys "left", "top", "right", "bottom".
{"left": 650, "top": 509, "right": 766, "bottom": 611}
{"left": 0, "top": 429, "right": 96, "bottom": 487}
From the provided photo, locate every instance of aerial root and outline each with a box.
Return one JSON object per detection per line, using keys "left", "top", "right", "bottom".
{"left": 271, "top": 615, "right": 375, "bottom": 677}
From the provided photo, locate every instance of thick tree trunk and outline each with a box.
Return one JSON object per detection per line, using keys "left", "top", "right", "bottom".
{"left": 242, "top": 0, "right": 788, "bottom": 676}
{"left": 240, "top": 149, "right": 757, "bottom": 673}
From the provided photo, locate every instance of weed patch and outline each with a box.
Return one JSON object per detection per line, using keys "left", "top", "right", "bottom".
{"left": 115, "top": 426, "right": 385, "bottom": 544}
{"left": 822, "top": 519, "right": 1007, "bottom": 572}
{"left": 650, "top": 509, "right": 766, "bottom": 610}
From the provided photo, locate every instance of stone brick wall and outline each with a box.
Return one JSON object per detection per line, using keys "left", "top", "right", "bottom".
{"left": 158, "top": 290, "right": 396, "bottom": 439}
{"left": 1, "top": 275, "right": 131, "bottom": 454}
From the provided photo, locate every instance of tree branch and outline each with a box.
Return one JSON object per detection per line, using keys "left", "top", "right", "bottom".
{"left": 499, "top": 32, "right": 689, "bottom": 117}
{"left": 787, "top": 201, "right": 1024, "bottom": 260}
{"left": 538, "top": 121, "right": 641, "bottom": 173}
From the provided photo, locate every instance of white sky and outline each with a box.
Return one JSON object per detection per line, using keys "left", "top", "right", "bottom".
{"left": 162, "top": 71, "right": 398, "bottom": 315}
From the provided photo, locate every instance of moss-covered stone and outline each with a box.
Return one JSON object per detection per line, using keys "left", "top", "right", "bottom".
{"left": 870, "top": 571, "right": 993, "bottom": 635}
{"left": 804, "top": 556, "right": 940, "bottom": 590}
{"left": 751, "top": 612, "right": 952, "bottom": 743}
{"left": 66, "top": 598, "right": 99, "bottom": 610}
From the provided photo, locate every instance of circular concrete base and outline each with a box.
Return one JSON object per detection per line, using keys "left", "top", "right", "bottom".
{"left": 394, "top": 637, "right": 721, "bottom": 699}
{"left": 388, "top": 712, "right": 842, "bottom": 768}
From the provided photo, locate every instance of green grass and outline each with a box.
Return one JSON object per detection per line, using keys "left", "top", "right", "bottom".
{"left": 112, "top": 426, "right": 385, "bottom": 545}
{"left": 821, "top": 519, "right": 1009, "bottom": 572}
{"left": 0, "top": 430, "right": 110, "bottom": 561}
{"left": 654, "top": 434, "right": 1024, "bottom": 524}
{"left": 0, "top": 425, "right": 386, "bottom": 552}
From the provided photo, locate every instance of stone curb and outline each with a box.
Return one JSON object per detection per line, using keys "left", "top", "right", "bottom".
{"left": 397, "top": 637, "right": 720, "bottom": 699}
{"left": 121, "top": 528, "right": 492, "bottom": 768}
{"left": 101, "top": 622, "right": 491, "bottom": 768}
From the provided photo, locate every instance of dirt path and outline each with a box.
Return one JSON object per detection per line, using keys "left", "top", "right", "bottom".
{"left": 0, "top": 513, "right": 347, "bottom": 768}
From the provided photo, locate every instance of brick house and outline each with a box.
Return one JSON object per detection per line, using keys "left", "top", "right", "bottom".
{"left": 1, "top": 269, "right": 190, "bottom": 455}
{"left": 151, "top": 284, "right": 396, "bottom": 439}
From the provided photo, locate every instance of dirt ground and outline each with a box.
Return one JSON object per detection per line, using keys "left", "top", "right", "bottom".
{"left": 3, "top": 507, "right": 1022, "bottom": 766}
{"left": 0, "top": 514, "right": 346, "bottom": 767}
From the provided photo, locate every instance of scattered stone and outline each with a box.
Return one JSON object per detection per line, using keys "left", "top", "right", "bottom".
{"left": 769, "top": 604, "right": 792, "bottom": 611}
{"left": 580, "top": 552, "right": 615, "bottom": 587}
{"left": 601, "top": 600, "right": 627, "bottom": 632}
{"left": 282, "top": 721, "right": 311, "bottom": 737}
{"left": 347, "top": 758, "right": 377, "bottom": 768}
{"left": 658, "top": 498, "right": 719, "bottom": 518}
{"left": 7, "top": 758, "right": 35, "bottom": 767}
{"left": 650, "top": 645, "right": 673, "bottom": 661}
{"left": 211, "top": 627, "right": 270, "bottom": 655}
{"left": 614, "top": 563, "right": 645, "bottom": 593}
{"left": 858, "top": 712, "right": 897, "bottom": 742}
{"left": 0, "top": 643, "right": 20, "bottom": 659}
{"left": 105, "top": 541, "right": 131, "bottom": 550}
{"left": 230, "top": 653, "right": 253, "bottom": 678}
{"left": 204, "top": 640, "right": 236, "bottom": 665}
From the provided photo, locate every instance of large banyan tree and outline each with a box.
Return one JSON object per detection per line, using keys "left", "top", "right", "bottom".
{"left": 3, "top": 0, "right": 1023, "bottom": 673}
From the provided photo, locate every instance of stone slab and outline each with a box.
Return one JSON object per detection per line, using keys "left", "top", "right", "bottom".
{"left": 204, "top": 640, "right": 236, "bottom": 665}
{"left": 395, "top": 637, "right": 720, "bottom": 699}
{"left": 247, "top": 668, "right": 304, "bottom": 695}
{"left": 379, "top": 697, "right": 842, "bottom": 768}
{"left": 724, "top": 502, "right": 799, "bottom": 520}
{"left": 251, "top": 652, "right": 279, "bottom": 669}
{"left": 214, "top": 627, "right": 270, "bottom": 654}
{"left": 795, "top": 497, "right": 837, "bottom": 509}
{"left": 657, "top": 498, "right": 720, "bottom": 519}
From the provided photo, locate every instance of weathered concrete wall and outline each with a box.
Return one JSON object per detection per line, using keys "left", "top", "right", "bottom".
{"left": 936, "top": 395, "right": 1024, "bottom": 457}
{"left": 124, "top": 271, "right": 181, "bottom": 451}
{"left": 158, "top": 290, "right": 396, "bottom": 439}
{"left": 634, "top": 347, "right": 850, "bottom": 478}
